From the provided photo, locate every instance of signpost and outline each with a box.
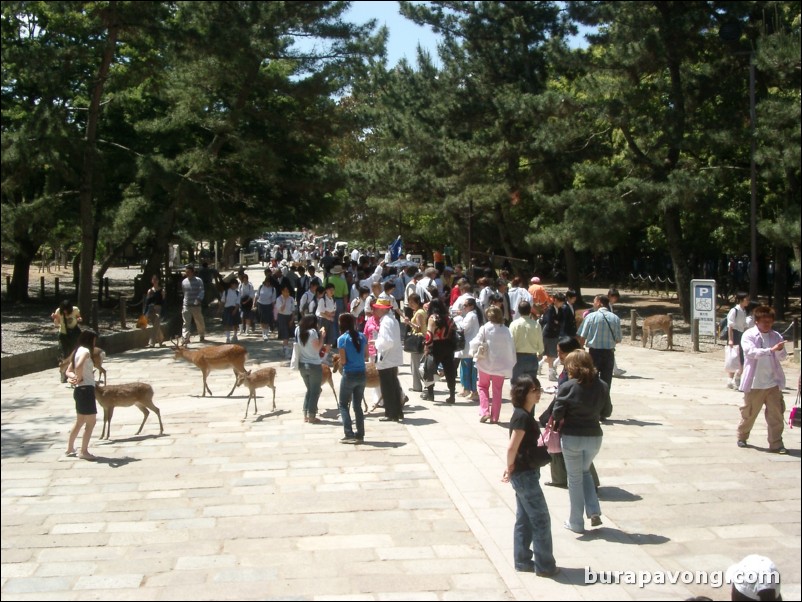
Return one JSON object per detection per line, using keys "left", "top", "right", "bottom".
{"left": 691, "top": 279, "right": 717, "bottom": 339}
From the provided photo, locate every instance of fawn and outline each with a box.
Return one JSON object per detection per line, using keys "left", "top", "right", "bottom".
{"left": 234, "top": 367, "right": 277, "bottom": 418}
{"left": 642, "top": 314, "right": 673, "bottom": 350}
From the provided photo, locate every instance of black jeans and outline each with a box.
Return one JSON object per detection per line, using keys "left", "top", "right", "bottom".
{"left": 379, "top": 367, "right": 403, "bottom": 419}
{"left": 588, "top": 348, "right": 615, "bottom": 391}
{"left": 431, "top": 340, "right": 456, "bottom": 395}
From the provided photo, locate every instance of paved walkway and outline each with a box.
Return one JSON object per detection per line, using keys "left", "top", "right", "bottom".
{"left": 1, "top": 324, "right": 800, "bottom": 600}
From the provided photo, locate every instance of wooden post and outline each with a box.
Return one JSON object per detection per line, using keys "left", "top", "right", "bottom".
{"left": 91, "top": 300, "right": 99, "bottom": 332}
{"left": 97, "top": 274, "right": 103, "bottom": 304}
{"left": 630, "top": 310, "right": 637, "bottom": 342}
{"left": 40, "top": 276, "right": 46, "bottom": 299}
{"left": 793, "top": 318, "right": 799, "bottom": 351}
{"left": 54, "top": 277, "right": 60, "bottom": 301}
{"left": 693, "top": 318, "right": 700, "bottom": 352}
{"left": 120, "top": 295, "right": 128, "bottom": 329}
{"left": 5, "top": 275, "right": 10, "bottom": 294}
{"left": 104, "top": 277, "right": 110, "bottom": 303}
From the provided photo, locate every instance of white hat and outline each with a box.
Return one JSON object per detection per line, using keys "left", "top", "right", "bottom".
{"left": 726, "top": 555, "right": 781, "bottom": 601}
{"left": 530, "top": 277, "right": 541, "bottom": 284}
{"left": 330, "top": 265, "right": 343, "bottom": 275}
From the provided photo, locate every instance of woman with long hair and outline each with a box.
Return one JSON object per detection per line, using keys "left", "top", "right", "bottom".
{"left": 144, "top": 274, "right": 164, "bottom": 347}
{"left": 501, "top": 374, "right": 558, "bottom": 577}
{"left": 552, "top": 349, "right": 612, "bottom": 533}
{"left": 454, "top": 297, "right": 482, "bottom": 400}
{"left": 337, "top": 313, "right": 368, "bottom": 444}
{"left": 470, "top": 306, "right": 516, "bottom": 423}
{"left": 51, "top": 299, "right": 82, "bottom": 368}
{"left": 296, "top": 314, "right": 325, "bottom": 423}
{"left": 423, "top": 298, "right": 457, "bottom": 403}
{"left": 64, "top": 329, "right": 99, "bottom": 460}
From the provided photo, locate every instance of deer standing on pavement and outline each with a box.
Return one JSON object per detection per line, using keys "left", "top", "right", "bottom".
{"left": 234, "top": 367, "right": 277, "bottom": 418}
{"left": 95, "top": 382, "right": 163, "bottom": 440}
{"left": 642, "top": 314, "right": 673, "bottom": 350}
{"left": 171, "top": 337, "right": 247, "bottom": 397}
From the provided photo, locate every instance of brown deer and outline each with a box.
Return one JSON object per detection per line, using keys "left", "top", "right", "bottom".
{"left": 59, "top": 347, "right": 107, "bottom": 385}
{"left": 330, "top": 354, "right": 374, "bottom": 412}
{"left": 95, "top": 382, "right": 163, "bottom": 440}
{"left": 642, "top": 314, "right": 673, "bottom": 350}
{"left": 171, "top": 337, "right": 247, "bottom": 397}
{"left": 234, "top": 367, "right": 276, "bottom": 418}
{"left": 321, "top": 363, "right": 339, "bottom": 406}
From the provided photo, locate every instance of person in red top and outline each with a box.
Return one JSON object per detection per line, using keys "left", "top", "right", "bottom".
{"left": 432, "top": 249, "right": 445, "bottom": 274}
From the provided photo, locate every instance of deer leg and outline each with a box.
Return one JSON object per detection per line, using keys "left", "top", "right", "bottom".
{"left": 135, "top": 406, "right": 150, "bottom": 435}
{"left": 151, "top": 404, "right": 164, "bottom": 434}
{"left": 252, "top": 392, "right": 258, "bottom": 416}
{"left": 101, "top": 406, "right": 114, "bottom": 440}
{"left": 226, "top": 369, "right": 238, "bottom": 397}
{"left": 271, "top": 385, "right": 276, "bottom": 412}
{"left": 202, "top": 371, "right": 212, "bottom": 397}
{"left": 244, "top": 394, "right": 252, "bottom": 419}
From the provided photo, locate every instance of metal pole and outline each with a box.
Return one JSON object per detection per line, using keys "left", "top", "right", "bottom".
{"left": 749, "top": 56, "right": 758, "bottom": 300}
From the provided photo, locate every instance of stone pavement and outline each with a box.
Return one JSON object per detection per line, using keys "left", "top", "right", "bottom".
{"left": 1, "top": 325, "right": 800, "bottom": 600}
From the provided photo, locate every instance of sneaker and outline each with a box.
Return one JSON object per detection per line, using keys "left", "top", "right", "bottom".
{"left": 339, "top": 437, "right": 357, "bottom": 444}
{"left": 613, "top": 367, "right": 626, "bottom": 377}
{"left": 771, "top": 446, "right": 788, "bottom": 454}
{"left": 536, "top": 567, "right": 561, "bottom": 578}
{"left": 307, "top": 417, "right": 320, "bottom": 424}
{"left": 727, "top": 379, "right": 735, "bottom": 389}
{"left": 563, "top": 521, "right": 584, "bottom": 534}
{"left": 479, "top": 415, "right": 489, "bottom": 423}
{"left": 548, "top": 370, "right": 558, "bottom": 382}
{"left": 590, "top": 514, "right": 603, "bottom": 527}
{"left": 515, "top": 564, "right": 535, "bottom": 573}
{"left": 469, "top": 392, "right": 479, "bottom": 401}
{"left": 262, "top": 334, "right": 268, "bottom": 341}
{"left": 353, "top": 437, "right": 364, "bottom": 445}
{"left": 737, "top": 440, "right": 747, "bottom": 448}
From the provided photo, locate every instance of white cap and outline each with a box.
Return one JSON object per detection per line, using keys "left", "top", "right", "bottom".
{"left": 726, "top": 555, "right": 781, "bottom": 601}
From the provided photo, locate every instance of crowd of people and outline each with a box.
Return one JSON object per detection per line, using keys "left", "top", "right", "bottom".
{"left": 55, "top": 238, "right": 792, "bottom": 586}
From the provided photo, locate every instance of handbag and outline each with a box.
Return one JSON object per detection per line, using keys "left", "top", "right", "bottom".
{"left": 790, "top": 389, "right": 801, "bottom": 429}
{"left": 526, "top": 441, "right": 553, "bottom": 469}
{"left": 473, "top": 328, "right": 488, "bottom": 361}
{"left": 404, "top": 330, "right": 425, "bottom": 353}
{"left": 419, "top": 353, "right": 437, "bottom": 383}
{"left": 541, "top": 416, "right": 562, "bottom": 454}
{"left": 450, "top": 322, "right": 466, "bottom": 351}
{"left": 724, "top": 345, "right": 741, "bottom": 372}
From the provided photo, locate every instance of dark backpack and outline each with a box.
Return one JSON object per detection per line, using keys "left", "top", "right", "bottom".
{"left": 718, "top": 316, "right": 728, "bottom": 340}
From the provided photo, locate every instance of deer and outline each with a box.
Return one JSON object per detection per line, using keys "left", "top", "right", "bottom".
{"left": 642, "top": 314, "right": 673, "bottom": 350}
{"left": 330, "top": 354, "right": 374, "bottom": 413}
{"left": 321, "top": 363, "right": 340, "bottom": 406}
{"left": 234, "top": 366, "right": 276, "bottom": 418}
{"left": 171, "top": 336, "right": 247, "bottom": 397}
{"left": 95, "top": 382, "right": 163, "bottom": 440}
{"left": 59, "top": 347, "right": 107, "bottom": 385}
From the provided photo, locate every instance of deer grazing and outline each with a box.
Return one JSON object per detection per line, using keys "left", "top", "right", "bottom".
{"left": 59, "top": 347, "right": 107, "bottom": 385}
{"left": 234, "top": 366, "right": 277, "bottom": 418}
{"left": 642, "top": 314, "right": 673, "bottom": 350}
{"left": 95, "top": 382, "right": 163, "bottom": 440}
{"left": 171, "top": 337, "right": 247, "bottom": 397}
{"left": 330, "top": 354, "right": 373, "bottom": 412}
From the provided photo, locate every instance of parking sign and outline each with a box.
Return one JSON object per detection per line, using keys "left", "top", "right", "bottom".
{"left": 690, "top": 279, "right": 717, "bottom": 336}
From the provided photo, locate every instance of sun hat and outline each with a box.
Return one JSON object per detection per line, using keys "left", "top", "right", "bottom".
{"left": 371, "top": 298, "right": 393, "bottom": 311}
{"left": 330, "top": 265, "right": 343, "bottom": 275}
{"left": 530, "top": 276, "right": 541, "bottom": 284}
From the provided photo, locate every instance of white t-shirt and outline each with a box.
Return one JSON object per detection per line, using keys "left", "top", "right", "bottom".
{"left": 73, "top": 346, "right": 95, "bottom": 386}
{"left": 751, "top": 331, "right": 779, "bottom": 389}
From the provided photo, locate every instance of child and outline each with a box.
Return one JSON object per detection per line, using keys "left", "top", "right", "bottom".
{"left": 275, "top": 284, "right": 297, "bottom": 359}
{"left": 221, "top": 279, "right": 240, "bottom": 343}
{"left": 65, "top": 329, "right": 99, "bottom": 461}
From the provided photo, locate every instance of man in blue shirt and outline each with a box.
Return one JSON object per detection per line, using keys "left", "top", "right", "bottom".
{"left": 577, "top": 295, "right": 621, "bottom": 390}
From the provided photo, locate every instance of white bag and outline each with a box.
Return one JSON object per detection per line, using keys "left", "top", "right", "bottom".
{"left": 724, "top": 345, "right": 741, "bottom": 372}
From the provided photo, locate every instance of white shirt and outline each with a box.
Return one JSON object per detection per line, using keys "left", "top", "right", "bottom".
{"left": 454, "top": 311, "right": 480, "bottom": 358}
{"left": 239, "top": 281, "right": 254, "bottom": 302}
{"left": 469, "top": 322, "right": 517, "bottom": 378}
{"left": 275, "top": 295, "right": 296, "bottom": 316}
{"left": 451, "top": 293, "right": 474, "bottom": 317}
{"left": 507, "top": 286, "right": 533, "bottom": 321}
{"left": 73, "top": 346, "right": 95, "bottom": 387}
{"left": 222, "top": 288, "right": 240, "bottom": 308}
{"left": 256, "top": 282, "right": 276, "bottom": 305}
{"left": 316, "top": 295, "right": 336, "bottom": 319}
{"left": 375, "top": 313, "right": 403, "bottom": 369}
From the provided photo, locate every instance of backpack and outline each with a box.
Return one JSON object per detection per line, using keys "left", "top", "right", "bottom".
{"left": 718, "top": 316, "right": 728, "bottom": 340}
{"left": 450, "top": 320, "right": 466, "bottom": 351}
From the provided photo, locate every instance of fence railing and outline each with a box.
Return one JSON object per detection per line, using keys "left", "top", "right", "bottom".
{"left": 627, "top": 273, "right": 677, "bottom": 299}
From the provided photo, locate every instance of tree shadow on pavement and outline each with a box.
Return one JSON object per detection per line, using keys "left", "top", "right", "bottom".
{"left": 597, "top": 486, "right": 643, "bottom": 502}
{"left": 1, "top": 429, "right": 51, "bottom": 459}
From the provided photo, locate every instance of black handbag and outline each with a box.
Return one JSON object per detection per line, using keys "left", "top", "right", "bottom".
{"left": 404, "top": 330, "right": 425, "bottom": 354}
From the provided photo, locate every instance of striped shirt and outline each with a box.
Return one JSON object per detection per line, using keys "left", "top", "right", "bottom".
{"left": 578, "top": 308, "right": 621, "bottom": 349}
{"left": 182, "top": 277, "right": 204, "bottom": 308}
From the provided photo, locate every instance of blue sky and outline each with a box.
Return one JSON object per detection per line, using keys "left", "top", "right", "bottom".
{"left": 344, "top": 1, "right": 442, "bottom": 66}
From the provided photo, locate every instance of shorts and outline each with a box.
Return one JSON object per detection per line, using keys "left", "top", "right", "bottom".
{"left": 73, "top": 386, "right": 97, "bottom": 415}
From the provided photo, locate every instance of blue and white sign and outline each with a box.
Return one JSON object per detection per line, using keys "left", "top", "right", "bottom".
{"left": 690, "top": 279, "right": 717, "bottom": 336}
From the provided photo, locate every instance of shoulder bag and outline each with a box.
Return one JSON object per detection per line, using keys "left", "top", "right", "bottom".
{"left": 540, "top": 416, "right": 562, "bottom": 454}
{"left": 473, "top": 326, "right": 489, "bottom": 361}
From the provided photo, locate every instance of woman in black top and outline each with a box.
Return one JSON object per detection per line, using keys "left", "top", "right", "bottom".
{"left": 552, "top": 349, "right": 612, "bottom": 533}
{"left": 502, "top": 375, "right": 559, "bottom": 577}
{"left": 144, "top": 274, "right": 165, "bottom": 347}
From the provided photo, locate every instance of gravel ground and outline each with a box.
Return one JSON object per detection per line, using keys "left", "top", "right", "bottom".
{"left": 2, "top": 264, "right": 797, "bottom": 359}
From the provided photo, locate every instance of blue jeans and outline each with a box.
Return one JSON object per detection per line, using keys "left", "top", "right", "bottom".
{"left": 339, "top": 371, "right": 366, "bottom": 439}
{"left": 510, "top": 469, "right": 556, "bottom": 573}
{"left": 459, "top": 358, "right": 477, "bottom": 391}
{"left": 561, "top": 434, "right": 603, "bottom": 531}
{"left": 300, "top": 363, "right": 323, "bottom": 418}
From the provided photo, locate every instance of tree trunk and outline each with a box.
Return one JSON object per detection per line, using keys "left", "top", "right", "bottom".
{"left": 663, "top": 206, "right": 691, "bottom": 322}
{"left": 72, "top": 251, "right": 81, "bottom": 286}
{"left": 492, "top": 201, "right": 515, "bottom": 259}
{"left": 8, "top": 237, "right": 36, "bottom": 303}
{"left": 563, "top": 243, "right": 584, "bottom": 304}
{"left": 77, "top": 19, "right": 120, "bottom": 314}
{"left": 772, "top": 245, "right": 788, "bottom": 320}
{"left": 96, "top": 228, "right": 142, "bottom": 281}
